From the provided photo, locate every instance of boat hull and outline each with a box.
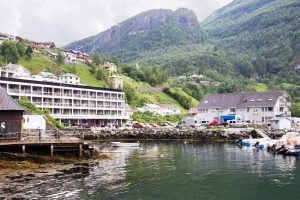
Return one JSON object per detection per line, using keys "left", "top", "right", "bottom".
{"left": 111, "top": 142, "right": 140, "bottom": 147}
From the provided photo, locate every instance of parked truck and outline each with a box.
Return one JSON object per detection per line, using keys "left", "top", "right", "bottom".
{"left": 220, "top": 114, "right": 242, "bottom": 125}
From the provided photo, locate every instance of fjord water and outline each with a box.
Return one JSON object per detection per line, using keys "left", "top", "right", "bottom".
{"left": 3, "top": 141, "right": 300, "bottom": 199}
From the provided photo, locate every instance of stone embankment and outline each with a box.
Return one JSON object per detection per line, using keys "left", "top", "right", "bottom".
{"left": 76, "top": 128, "right": 257, "bottom": 141}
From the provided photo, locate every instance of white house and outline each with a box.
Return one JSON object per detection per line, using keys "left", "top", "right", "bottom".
{"left": 197, "top": 91, "right": 291, "bottom": 123}
{"left": 160, "top": 104, "right": 181, "bottom": 115}
{"left": 23, "top": 115, "right": 46, "bottom": 130}
{"left": 270, "top": 117, "right": 292, "bottom": 130}
{"left": 0, "top": 64, "right": 30, "bottom": 78}
{"left": 137, "top": 103, "right": 180, "bottom": 116}
{"left": 59, "top": 73, "right": 80, "bottom": 85}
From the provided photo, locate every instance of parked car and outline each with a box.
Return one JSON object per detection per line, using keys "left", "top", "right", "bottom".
{"left": 200, "top": 120, "right": 209, "bottom": 125}
{"left": 125, "top": 120, "right": 135, "bottom": 127}
{"left": 132, "top": 122, "right": 144, "bottom": 128}
{"left": 228, "top": 120, "right": 249, "bottom": 128}
{"left": 208, "top": 121, "right": 219, "bottom": 127}
{"left": 149, "top": 123, "right": 160, "bottom": 128}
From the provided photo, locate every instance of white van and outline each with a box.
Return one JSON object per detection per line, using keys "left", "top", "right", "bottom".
{"left": 228, "top": 120, "right": 248, "bottom": 127}
{"left": 177, "top": 118, "right": 203, "bottom": 128}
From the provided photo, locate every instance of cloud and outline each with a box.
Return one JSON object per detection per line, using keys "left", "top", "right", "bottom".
{"left": 0, "top": 0, "right": 232, "bottom": 46}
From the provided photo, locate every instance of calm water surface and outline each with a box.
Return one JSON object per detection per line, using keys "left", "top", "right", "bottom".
{"left": 1, "top": 141, "right": 300, "bottom": 200}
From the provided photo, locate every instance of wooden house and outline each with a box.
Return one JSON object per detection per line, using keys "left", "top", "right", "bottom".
{"left": 0, "top": 87, "right": 24, "bottom": 141}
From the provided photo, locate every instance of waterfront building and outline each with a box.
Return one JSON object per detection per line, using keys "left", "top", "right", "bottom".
{"left": 197, "top": 91, "right": 291, "bottom": 123}
{"left": 0, "top": 67, "right": 129, "bottom": 127}
{"left": 0, "top": 87, "right": 24, "bottom": 140}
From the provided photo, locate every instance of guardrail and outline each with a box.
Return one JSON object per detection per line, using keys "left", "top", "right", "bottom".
{"left": 0, "top": 132, "right": 18, "bottom": 140}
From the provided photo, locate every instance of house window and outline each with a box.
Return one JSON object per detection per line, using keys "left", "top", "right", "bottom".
{"left": 262, "top": 107, "right": 264, "bottom": 112}
{"left": 27, "top": 118, "right": 29, "bottom": 122}
{"left": 230, "top": 108, "right": 236, "bottom": 112}
{"left": 262, "top": 117, "right": 264, "bottom": 122}
{"left": 247, "top": 108, "right": 249, "bottom": 112}
{"left": 268, "top": 107, "right": 273, "bottom": 112}
{"left": 280, "top": 107, "right": 284, "bottom": 112}
{"left": 0, "top": 122, "right": 6, "bottom": 133}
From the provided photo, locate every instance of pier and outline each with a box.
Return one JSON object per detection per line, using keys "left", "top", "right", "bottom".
{"left": 0, "top": 140, "right": 86, "bottom": 157}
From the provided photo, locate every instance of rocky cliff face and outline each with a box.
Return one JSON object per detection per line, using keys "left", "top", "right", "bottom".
{"left": 65, "top": 8, "right": 203, "bottom": 61}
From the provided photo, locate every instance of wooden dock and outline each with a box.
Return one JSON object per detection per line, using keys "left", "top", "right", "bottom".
{"left": 0, "top": 139, "right": 91, "bottom": 157}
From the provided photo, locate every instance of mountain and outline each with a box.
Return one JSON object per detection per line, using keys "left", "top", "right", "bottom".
{"left": 201, "top": 0, "right": 300, "bottom": 73}
{"left": 66, "top": 8, "right": 205, "bottom": 61}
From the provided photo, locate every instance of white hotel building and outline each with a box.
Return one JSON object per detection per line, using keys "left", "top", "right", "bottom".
{"left": 0, "top": 64, "right": 129, "bottom": 127}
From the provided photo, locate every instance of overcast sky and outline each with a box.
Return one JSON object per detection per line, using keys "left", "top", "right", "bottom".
{"left": 0, "top": 0, "right": 232, "bottom": 46}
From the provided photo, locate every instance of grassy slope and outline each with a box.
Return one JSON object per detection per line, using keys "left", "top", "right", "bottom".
{"left": 18, "top": 55, "right": 198, "bottom": 113}
{"left": 123, "top": 76, "right": 198, "bottom": 113}
{"left": 18, "top": 55, "right": 107, "bottom": 87}
{"left": 246, "top": 82, "right": 268, "bottom": 92}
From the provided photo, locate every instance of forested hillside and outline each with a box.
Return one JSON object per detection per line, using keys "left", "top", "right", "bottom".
{"left": 202, "top": 0, "right": 300, "bottom": 75}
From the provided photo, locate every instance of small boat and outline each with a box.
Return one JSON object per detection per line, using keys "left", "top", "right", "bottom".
{"left": 284, "top": 149, "right": 300, "bottom": 156}
{"left": 111, "top": 142, "right": 140, "bottom": 147}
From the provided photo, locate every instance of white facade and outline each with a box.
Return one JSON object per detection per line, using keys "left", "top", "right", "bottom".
{"left": 59, "top": 73, "right": 80, "bottom": 85}
{"left": 197, "top": 92, "right": 291, "bottom": 123}
{"left": 137, "top": 103, "right": 180, "bottom": 116}
{"left": 270, "top": 118, "right": 292, "bottom": 130}
{"left": 0, "top": 77, "right": 128, "bottom": 127}
{"left": 0, "top": 64, "right": 30, "bottom": 78}
{"left": 23, "top": 115, "right": 46, "bottom": 130}
{"left": 160, "top": 104, "right": 181, "bottom": 116}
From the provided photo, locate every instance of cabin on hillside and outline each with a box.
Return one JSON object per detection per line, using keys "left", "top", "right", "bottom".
{"left": 0, "top": 87, "right": 25, "bottom": 141}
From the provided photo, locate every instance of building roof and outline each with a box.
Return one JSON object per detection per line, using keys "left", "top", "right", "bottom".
{"left": 144, "top": 104, "right": 161, "bottom": 109}
{"left": 38, "top": 71, "right": 58, "bottom": 79}
{"left": 198, "top": 91, "right": 286, "bottom": 109}
{"left": 160, "top": 104, "right": 177, "bottom": 109}
{"left": 2, "top": 63, "right": 30, "bottom": 77}
{"left": 0, "top": 87, "right": 24, "bottom": 111}
{"left": 60, "top": 73, "right": 79, "bottom": 78}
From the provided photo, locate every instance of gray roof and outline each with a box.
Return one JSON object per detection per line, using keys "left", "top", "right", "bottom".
{"left": 198, "top": 91, "right": 286, "bottom": 109}
{"left": 0, "top": 87, "right": 24, "bottom": 111}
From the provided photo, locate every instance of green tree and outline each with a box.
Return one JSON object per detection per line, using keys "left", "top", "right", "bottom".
{"left": 291, "top": 102, "right": 300, "bottom": 117}
{"left": 91, "top": 53, "right": 104, "bottom": 65}
{"left": 0, "top": 41, "right": 20, "bottom": 64}
{"left": 56, "top": 51, "right": 64, "bottom": 65}
{"left": 24, "top": 46, "right": 33, "bottom": 59}
{"left": 89, "top": 64, "right": 96, "bottom": 74}
{"left": 16, "top": 42, "right": 26, "bottom": 57}
{"left": 96, "top": 68, "right": 109, "bottom": 80}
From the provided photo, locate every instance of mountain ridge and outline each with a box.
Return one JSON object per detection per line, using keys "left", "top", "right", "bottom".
{"left": 65, "top": 8, "right": 205, "bottom": 61}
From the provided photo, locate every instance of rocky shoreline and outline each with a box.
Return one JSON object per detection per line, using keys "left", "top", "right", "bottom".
{"left": 81, "top": 128, "right": 257, "bottom": 141}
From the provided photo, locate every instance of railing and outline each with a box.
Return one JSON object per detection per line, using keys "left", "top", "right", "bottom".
{"left": 0, "top": 132, "right": 18, "bottom": 140}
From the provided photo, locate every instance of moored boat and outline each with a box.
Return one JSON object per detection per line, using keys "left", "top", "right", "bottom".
{"left": 111, "top": 142, "right": 140, "bottom": 147}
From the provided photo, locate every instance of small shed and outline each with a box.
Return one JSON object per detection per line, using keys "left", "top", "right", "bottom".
{"left": 0, "top": 87, "right": 24, "bottom": 140}
{"left": 270, "top": 117, "right": 292, "bottom": 130}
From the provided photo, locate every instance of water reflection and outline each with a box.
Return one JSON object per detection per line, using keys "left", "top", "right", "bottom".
{"left": 0, "top": 141, "right": 300, "bottom": 199}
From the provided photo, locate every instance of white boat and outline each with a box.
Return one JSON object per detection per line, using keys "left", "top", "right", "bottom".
{"left": 111, "top": 142, "right": 140, "bottom": 147}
